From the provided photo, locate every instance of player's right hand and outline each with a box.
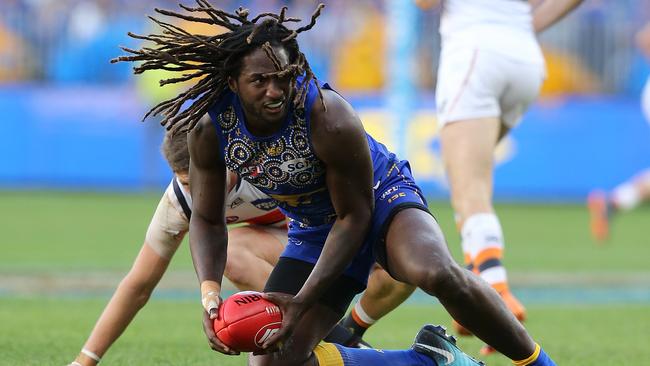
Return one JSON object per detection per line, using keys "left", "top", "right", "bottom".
{"left": 201, "top": 309, "right": 240, "bottom": 355}
{"left": 201, "top": 290, "right": 222, "bottom": 320}
{"left": 200, "top": 280, "right": 222, "bottom": 319}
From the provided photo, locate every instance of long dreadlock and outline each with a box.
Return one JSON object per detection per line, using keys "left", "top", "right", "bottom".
{"left": 111, "top": 1, "right": 325, "bottom": 134}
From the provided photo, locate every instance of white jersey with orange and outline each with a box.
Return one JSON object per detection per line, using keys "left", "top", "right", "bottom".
{"left": 436, "top": 0, "right": 546, "bottom": 128}
{"left": 145, "top": 176, "right": 286, "bottom": 259}
{"left": 439, "top": 0, "right": 543, "bottom": 62}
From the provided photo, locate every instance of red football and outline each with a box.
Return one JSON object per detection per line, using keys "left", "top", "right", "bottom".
{"left": 213, "top": 291, "right": 283, "bottom": 352}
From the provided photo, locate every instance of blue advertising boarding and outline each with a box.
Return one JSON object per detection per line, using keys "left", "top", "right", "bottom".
{"left": 2, "top": 86, "right": 649, "bottom": 202}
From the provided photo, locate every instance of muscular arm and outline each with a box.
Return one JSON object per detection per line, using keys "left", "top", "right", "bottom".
{"left": 531, "top": 0, "right": 584, "bottom": 33}
{"left": 72, "top": 192, "right": 186, "bottom": 366}
{"left": 188, "top": 115, "right": 229, "bottom": 302}
{"left": 293, "top": 89, "right": 375, "bottom": 308}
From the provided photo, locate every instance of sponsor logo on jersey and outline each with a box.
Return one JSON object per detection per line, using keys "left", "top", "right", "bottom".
{"left": 251, "top": 198, "right": 278, "bottom": 211}
{"left": 380, "top": 186, "right": 399, "bottom": 200}
{"left": 230, "top": 197, "right": 244, "bottom": 209}
{"left": 388, "top": 192, "right": 406, "bottom": 204}
{"left": 288, "top": 238, "right": 303, "bottom": 246}
{"left": 226, "top": 216, "right": 240, "bottom": 223}
{"left": 241, "top": 164, "right": 264, "bottom": 178}
{"left": 279, "top": 158, "right": 310, "bottom": 174}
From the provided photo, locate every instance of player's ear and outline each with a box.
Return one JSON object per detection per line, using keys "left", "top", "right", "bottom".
{"left": 228, "top": 76, "right": 238, "bottom": 93}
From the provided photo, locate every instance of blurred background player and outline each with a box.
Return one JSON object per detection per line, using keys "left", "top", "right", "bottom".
{"left": 589, "top": 21, "right": 650, "bottom": 242}
{"left": 412, "top": 0, "right": 583, "bottom": 355}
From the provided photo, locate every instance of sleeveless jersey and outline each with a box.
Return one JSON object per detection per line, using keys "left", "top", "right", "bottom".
{"left": 167, "top": 176, "right": 286, "bottom": 226}
{"left": 208, "top": 78, "right": 398, "bottom": 228}
{"left": 207, "top": 78, "right": 409, "bottom": 283}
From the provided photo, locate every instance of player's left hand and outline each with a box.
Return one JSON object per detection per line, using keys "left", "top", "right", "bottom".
{"left": 260, "top": 292, "right": 308, "bottom": 351}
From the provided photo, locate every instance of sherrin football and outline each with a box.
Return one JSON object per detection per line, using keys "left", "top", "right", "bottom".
{"left": 213, "top": 291, "right": 283, "bottom": 352}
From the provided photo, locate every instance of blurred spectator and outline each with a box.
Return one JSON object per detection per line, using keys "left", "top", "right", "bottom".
{"left": 47, "top": 0, "right": 142, "bottom": 83}
{"left": 1, "top": 0, "right": 649, "bottom": 97}
{"left": 0, "top": 22, "right": 30, "bottom": 81}
{"left": 330, "top": 0, "right": 385, "bottom": 91}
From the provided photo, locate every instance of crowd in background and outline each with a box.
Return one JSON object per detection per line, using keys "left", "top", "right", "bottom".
{"left": 1, "top": 0, "right": 649, "bottom": 96}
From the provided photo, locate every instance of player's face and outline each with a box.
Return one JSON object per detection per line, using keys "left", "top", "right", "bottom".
{"left": 229, "top": 45, "right": 292, "bottom": 135}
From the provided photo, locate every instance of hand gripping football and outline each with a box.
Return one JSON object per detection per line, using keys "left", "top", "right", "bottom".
{"left": 213, "top": 291, "right": 283, "bottom": 352}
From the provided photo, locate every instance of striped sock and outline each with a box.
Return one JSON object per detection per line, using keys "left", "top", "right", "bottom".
{"left": 461, "top": 213, "right": 508, "bottom": 288}
{"left": 341, "top": 303, "right": 375, "bottom": 338}
{"left": 512, "top": 344, "right": 556, "bottom": 366}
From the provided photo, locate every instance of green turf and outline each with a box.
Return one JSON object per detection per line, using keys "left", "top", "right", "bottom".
{"left": 1, "top": 191, "right": 649, "bottom": 272}
{"left": 2, "top": 191, "right": 650, "bottom": 365}
{"left": 1, "top": 297, "right": 648, "bottom": 365}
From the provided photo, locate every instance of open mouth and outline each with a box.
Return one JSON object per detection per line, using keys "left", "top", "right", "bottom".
{"left": 264, "top": 98, "right": 285, "bottom": 112}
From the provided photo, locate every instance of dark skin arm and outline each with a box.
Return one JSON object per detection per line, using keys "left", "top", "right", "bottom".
{"left": 262, "top": 88, "right": 375, "bottom": 350}
{"left": 187, "top": 114, "right": 238, "bottom": 355}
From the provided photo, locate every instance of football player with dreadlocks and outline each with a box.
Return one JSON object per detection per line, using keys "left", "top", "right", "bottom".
{"left": 113, "top": 2, "right": 557, "bottom": 365}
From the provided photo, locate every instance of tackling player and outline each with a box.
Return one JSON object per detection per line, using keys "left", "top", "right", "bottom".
{"left": 68, "top": 130, "right": 287, "bottom": 366}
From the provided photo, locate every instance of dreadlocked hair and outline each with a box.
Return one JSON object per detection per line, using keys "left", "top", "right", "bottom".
{"left": 111, "top": 1, "right": 326, "bottom": 134}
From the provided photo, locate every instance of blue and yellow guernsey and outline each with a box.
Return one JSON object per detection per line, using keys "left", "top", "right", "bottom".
{"left": 208, "top": 78, "right": 420, "bottom": 283}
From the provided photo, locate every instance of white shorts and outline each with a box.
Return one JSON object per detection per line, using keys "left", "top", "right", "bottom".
{"left": 642, "top": 76, "right": 650, "bottom": 124}
{"left": 436, "top": 47, "right": 545, "bottom": 129}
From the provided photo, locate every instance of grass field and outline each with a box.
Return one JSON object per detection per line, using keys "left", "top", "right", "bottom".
{"left": 1, "top": 191, "right": 649, "bottom": 365}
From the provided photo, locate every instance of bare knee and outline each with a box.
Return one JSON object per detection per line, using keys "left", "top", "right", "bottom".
{"left": 368, "top": 268, "right": 402, "bottom": 297}
{"left": 224, "top": 249, "right": 251, "bottom": 286}
{"left": 416, "top": 262, "right": 473, "bottom": 301}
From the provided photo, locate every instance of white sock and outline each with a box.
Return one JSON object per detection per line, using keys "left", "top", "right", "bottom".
{"left": 353, "top": 301, "right": 376, "bottom": 326}
{"left": 460, "top": 213, "right": 508, "bottom": 285}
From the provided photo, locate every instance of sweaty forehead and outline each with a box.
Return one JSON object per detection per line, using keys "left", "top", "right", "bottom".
{"left": 240, "top": 46, "right": 290, "bottom": 75}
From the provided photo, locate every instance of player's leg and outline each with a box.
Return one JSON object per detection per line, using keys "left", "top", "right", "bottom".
{"left": 251, "top": 258, "right": 480, "bottom": 366}
{"left": 440, "top": 117, "right": 526, "bottom": 329}
{"left": 436, "top": 48, "right": 534, "bottom": 335}
{"left": 70, "top": 243, "right": 176, "bottom": 366}
{"left": 589, "top": 168, "right": 650, "bottom": 241}
{"left": 339, "top": 264, "right": 415, "bottom": 345}
{"left": 611, "top": 169, "right": 650, "bottom": 209}
{"left": 384, "top": 207, "right": 555, "bottom": 365}
{"left": 225, "top": 225, "right": 286, "bottom": 291}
